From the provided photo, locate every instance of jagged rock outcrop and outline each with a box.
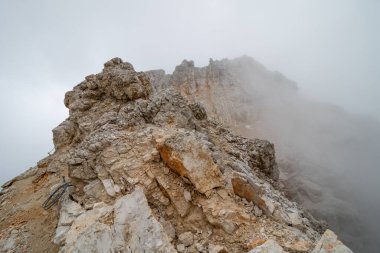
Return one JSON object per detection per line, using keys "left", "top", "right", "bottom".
{"left": 146, "top": 56, "right": 380, "bottom": 253}
{"left": 0, "top": 57, "right": 352, "bottom": 253}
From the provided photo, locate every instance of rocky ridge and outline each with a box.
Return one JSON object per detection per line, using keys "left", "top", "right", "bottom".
{"left": 0, "top": 58, "right": 352, "bottom": 252}
{"left": 146, "top": 56, "right": 379, "bottom": 253}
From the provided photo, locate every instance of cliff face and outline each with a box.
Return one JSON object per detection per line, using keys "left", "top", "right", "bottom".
{"left": 0, "top": 58, "right": 352, "bottom": 253}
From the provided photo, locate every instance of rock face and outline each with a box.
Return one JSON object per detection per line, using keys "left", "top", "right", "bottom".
{"left": 0, "top": 57, "right": 353, "bottom": 253}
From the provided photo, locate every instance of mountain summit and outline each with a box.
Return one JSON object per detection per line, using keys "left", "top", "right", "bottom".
{"left": 0, "top": 57, "right": 353, "bottom": 253}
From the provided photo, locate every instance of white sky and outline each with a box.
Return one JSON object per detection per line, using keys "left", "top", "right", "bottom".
{"left": 0, "top": 0, "right": 379, "bottom": 183}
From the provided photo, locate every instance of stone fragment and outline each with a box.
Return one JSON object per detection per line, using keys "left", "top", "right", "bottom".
{"left": 253, "top": 206, "right": 263, "bottom": 217}
{"left": 156, "top": 174, "right": 191, "bottom": 217}
{"left": 184, "top": 190, "right": 192, "bottom": 202}
{"left": 177, "top": 244, "right": 186, "bottom": 252}
{"left": 311, "top": 230, "right": 353, "bottom": 253}
{"left": 195, "top": 242, "right": 205, "bottom": 252}
{"left": 247, "top": 139, "right": 279, "bottom": 181}
{"left": 199, "top": 194, "right": 251, "bottom": 234}
{"left": 101, "top": 178, "right": 117, "bottom": 197}
{"left": 247, "top": 239, "right": 266, "bottom": 250}
{"left": 58, "top": 188, "right": 176, "bottom": 253}
{"left": 159, "top": 217, "right": 176, "bottom": 242}
{"left": 178, "top": 231, "right": 194, "bottom": 247}
{"left": 290, "top": 239, "right": 313, "bottom": 252}
{"left": 157, "top": 131, "right": 222, "bottom": 194}
{"left": 58, "top": 198, "right": 85, "bottom": 226}
{"left": 231, "top": 176, "right": 270, "bottom": 215}
{"left": 52, "top": 119, "right": 76, "bottom": 149}
{"left": 247, "top": 239, "right": 285, "bottom": 253}
{"left": 208, "top": 244, "right": 228, "bottom": 253}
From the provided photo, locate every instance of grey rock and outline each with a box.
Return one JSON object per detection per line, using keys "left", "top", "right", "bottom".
{"left": 208, "top": 244, "right": 228, "bottom": 253}
{"left": 177, "top": 244, "right": 186, "bottom": 252}
{"left": 58, "top": 188, "right": 176, "bottom": 253}
{"left": 247, "top": 239, "right": 285, "bottom": 253}
{"left": 58, "top": 198, "right": 85, "bottom": 226}
{"left": 157, "top": 130, "right": 223, "bottom": 194}
{"left": 311, "top": 230, "right": 353, "bottom": 253}
{"left": 178, "top": 231, "right": 194, "bottom": 247}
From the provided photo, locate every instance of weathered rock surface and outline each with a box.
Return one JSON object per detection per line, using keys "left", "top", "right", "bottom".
{"left": 311, "top": 230, "right": 353, "bottom": 253}
{"left": 0, "top": 57, "right": 353, "bottom": 253}
{"left": 58, "top": 188, "right": 176, "bottom": 253}
{"left": 157, "top": 130, "right": 223, "bottom": 193}
{"left": 248, "top": 239, "right": 286, "bottom": 253}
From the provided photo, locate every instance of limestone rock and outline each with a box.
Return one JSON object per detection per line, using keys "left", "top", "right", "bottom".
{"left": 155, "top": 173, "right": 192, "bottom": 217}
{"left": 52, "top": 119, "right": 76, "bottom": 149}
{"left": 57, "top": 197, "right": 85, "bottom": 226}
{"left": 177, "top": 244, "right": 186, "bottom": 252}
{"left": 59, "top": 188, "right": 176, "bottom": 253}
{"left": 231, "top": 176, "right": 267, "bottom": 214}
{"left": 178, "top": 231, "right": 194, "bottom": 246}
{"left": 247, "top": 239, "right": 285, "bottom": 253}
{"left": 198, "top": 193, "right": 251, "bottom": 234}
{"left": 208, "top": 244, "right": 228, "bottom": 253}
{"left": 157, "top": 130, "right": 223, "bottom": 194}
{"left": 311, "top": 230, "right": 353, "bottom": 253}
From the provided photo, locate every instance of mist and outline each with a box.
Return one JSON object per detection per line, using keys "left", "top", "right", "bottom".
{"left": 0, "top": 1, "right": 379, "bottom": 252}
{"left": 219, "top": 56, "right": 380, "bottom": 252}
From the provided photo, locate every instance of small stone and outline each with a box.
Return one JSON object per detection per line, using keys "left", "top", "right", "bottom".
{"left": 195, "top": 242, "right": 204, "bottom": 251}
{"left": 208, "top": 244, "right": 227, "bottom": 253}
{"left": 177, "top": 244, "right": 186, "bottom": 252}
{"left": 10, "top": 229, "right": 19, "bottom": 235}
{"left": 187, "top": 245, "right": 198, "bottom": 253}
{"left": 247, "top": 239, "right": 266, "bottom": 250}
{"left": 159, "top": 196, "right": 170, "bottom": 206}
{"left": 165, "top": 206, "right": 175, "bottom": 217}
{"left": 159, "top": 218, "right": 176, "bottom": 242}
{"left": 291, "top": 240, "right": 312, "bottom": 252}
{"left": 184, "top": 190, "right": 191, "bottom": 202}
{"left": 143, "top": 154, "right": 153, "bottom": 162}
{"left": 178, "top": 231, "right": 194, "bottom": 246}
{"left": 272, "top": 230, "right": 284, "bottom": 237}
{"left": 254, "top": 206, "right": 262, "bottom": 217}
{"left": 247, "top": 239, "right": 285, "bottom": 253}
{"left": 311, "top": 230, "right": 353, "bottom": 253}
{"left": 216, "top": 189, "right": 228, "bottom": 199}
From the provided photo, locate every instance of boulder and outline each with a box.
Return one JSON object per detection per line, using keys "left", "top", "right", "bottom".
{"left": 157, "top": 130, "right": 223, "bottom": 194}
{"left": 58, "top": 188, "right": 176, "bottom": 253}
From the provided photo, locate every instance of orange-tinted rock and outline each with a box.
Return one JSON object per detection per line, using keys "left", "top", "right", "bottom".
{"left": 157, "top": 131, "right": 223, "bottom": 194}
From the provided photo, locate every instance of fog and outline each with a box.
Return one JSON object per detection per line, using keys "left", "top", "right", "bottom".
{"left": 0, "top": 0, "right": 379, "bottom": 252}
{"left": 220, "top": 56, "right": 380, "bottom": 252}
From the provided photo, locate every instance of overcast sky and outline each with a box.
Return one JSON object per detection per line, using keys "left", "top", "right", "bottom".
{"left": 0, "top": 0, "right": 379, "bottom": 184}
